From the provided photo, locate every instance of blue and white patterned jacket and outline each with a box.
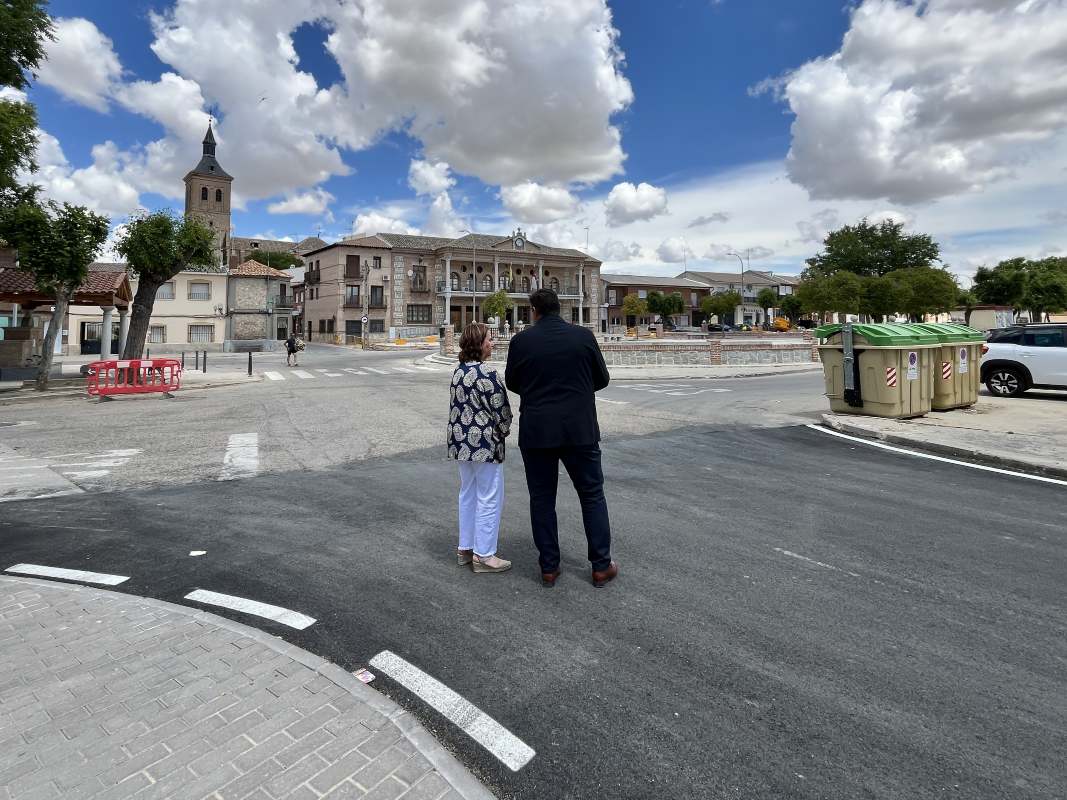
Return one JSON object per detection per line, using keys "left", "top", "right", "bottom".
{"left": 447, "top": 361, "right": 513, "bottom": 463}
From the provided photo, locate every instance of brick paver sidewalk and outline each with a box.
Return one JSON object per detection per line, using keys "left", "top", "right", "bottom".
{"left": 0, "top": 577, "right": 493, "bottom": 800}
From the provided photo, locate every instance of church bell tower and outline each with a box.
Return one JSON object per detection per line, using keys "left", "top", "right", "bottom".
{"left": 183, "top": 124, "right": 233, "bottom": 266}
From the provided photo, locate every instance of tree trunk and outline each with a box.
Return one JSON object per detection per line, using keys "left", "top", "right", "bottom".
{"left": 964, "top": 309, "right": 973, "bottom": 326}
{"left": 35, "top": 288, "right": 72, "bottom": 391}
{"left": 121, "top": 278, "right": 163, "bottom": 359}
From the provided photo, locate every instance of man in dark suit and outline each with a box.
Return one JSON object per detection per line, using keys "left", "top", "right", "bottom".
{"left": 505, "top": 289, "right": 618, "bottom": 588}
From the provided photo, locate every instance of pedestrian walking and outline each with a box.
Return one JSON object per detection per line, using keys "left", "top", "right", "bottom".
{"left": 448, "top": 322, "right": 513, "bottom": 573}
{"left": 285, "top": 333, "right": 299, "bottom": 366}
{"left": 504, "top": 289, "right": 618, "bottom": 588}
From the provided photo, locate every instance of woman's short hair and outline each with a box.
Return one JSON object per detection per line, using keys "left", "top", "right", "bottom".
{"left": 458, "top": 322, "right": 490, "bottom": 362}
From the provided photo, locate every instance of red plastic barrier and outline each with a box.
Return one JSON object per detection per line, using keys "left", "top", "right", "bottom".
{"left": 86, "top": 358, "right": 182, "bottom": 397}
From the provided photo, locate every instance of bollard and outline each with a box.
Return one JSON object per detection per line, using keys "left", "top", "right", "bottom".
{"left": 247, "top": 351, "right": 252, "bottom": 377}
{"left": 195, "top": 351, "right": 200, "bottom": 370}
{"left": 181, "top": 351, "right": 185, "bottom": 369}
{"left": 146, "top": 348, "right": 150, "bottom": 360}
{"left": 202, "top": 351, "right": 207, "bottom": 374}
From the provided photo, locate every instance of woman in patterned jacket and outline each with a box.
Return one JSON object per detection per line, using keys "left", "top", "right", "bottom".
{"left": 448, "top": 322, "right": 514, "bottom": 573}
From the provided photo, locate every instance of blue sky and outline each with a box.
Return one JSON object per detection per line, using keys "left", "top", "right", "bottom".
{"left": 20, "top": 0, "right": 1067, "bottom": 279}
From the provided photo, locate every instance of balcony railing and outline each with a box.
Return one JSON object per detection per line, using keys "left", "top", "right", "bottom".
{"left": 435, "top": 281, "right": 581, "bottom": 298}
{"left": 343, "top": 297, "right": 362, "bottom": 308}
{"left": 410, "top": 279, "right": 430, "bottom": 292}
{"left": 269, "top": 294, "right": 293, "bottom": 309}
{"left": 305, "top": 271, "right": 320, "bottom": 286}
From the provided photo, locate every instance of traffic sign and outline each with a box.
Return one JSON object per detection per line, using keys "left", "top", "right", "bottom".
{"left": 361, "top": 315, "right": 369, "bottom": 324}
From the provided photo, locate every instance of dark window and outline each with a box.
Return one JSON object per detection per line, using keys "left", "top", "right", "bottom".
{"left": 345, "top": 320, "right": 362, "bottom": 336}
{"left": 370, "top": 285, "right": 384, "bottom": 307}
{"left": 499, "top": 276, "right": 508, "bottom": 290}
{"left": 215, "top": 188, "right": 222, "bottom": 202}
{"left": 200, "top": 187, "right": 208, "bottom": 201}
{"left": 372, "top": 256, "right": 381, "bottom": 269}
{"left": 326, "top": 318, "right": 335, "bottom": 334}
{"left": 370, "top": 319, "right": 385, "bottom": 333}
{"left": 988, "top": 329, "right": 1023, "bottom": 344}
{"left": 345, "top": 285, "right": 360, "bottom": 305}
{"left": 549, "top": 277, "right": 560, "bottom": 291}
{"left": 406, "top": 304, "right": 432, "bottom": 324}
{"left": 451, "top": 273, "right": 460, "bottom": 290}
{"left": 411, "top": 265, "right": 427, "bottom": 290}
{"left": 318, "top": 319, "right": 326, "bottom": 333}
{"left": 480, "top": 275, "right": 492, "bottom": 291}
{"left": 1024, "top": 329, "right": 1065, "bottom": 347}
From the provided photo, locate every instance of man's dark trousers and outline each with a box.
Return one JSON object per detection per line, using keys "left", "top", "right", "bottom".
{"left": 520, "top": 444, "right": 611, "bottom": 573}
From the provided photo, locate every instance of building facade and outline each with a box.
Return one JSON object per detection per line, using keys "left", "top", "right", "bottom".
{"left": 301, "top": 229, "right": 601, "bottom": 340}
{"left": 226, "top": 260, "right": 293, "bottom": 349}
{"left": 678, "top": 269, "right": 799, "bottom": 326}
{"left": 600, "top": 274, "right": 711, "bottom": 331}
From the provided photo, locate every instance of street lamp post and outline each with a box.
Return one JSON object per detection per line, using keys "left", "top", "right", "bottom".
{"left": 727, "top": 251, "right": 745, "bottom": 327}
{"left": 361, "top": 260, "right": 370, "bottom": 350}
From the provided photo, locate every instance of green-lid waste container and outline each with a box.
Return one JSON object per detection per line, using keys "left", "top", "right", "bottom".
{"left": 906, "top": 323, "right": 985, "bottom": 410}
{"left": 815, "top": 323, "right": 940, "bottom": 418}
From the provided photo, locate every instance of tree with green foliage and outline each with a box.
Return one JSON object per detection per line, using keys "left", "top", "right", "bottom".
{"left": 892, "top": 266, "right": 959, "bottom": 321}
{"left": 700, "top": 291, "right": 741, "bottom": 325}
{"left": 972, "top": 256, "right": 1067, "bottom": 321}
{"left": 825, "top": 271, "right": 865, "bottom": 315}
{"left": 804, "top": 218, "right": 941, "bottom": 279}
{"left": 248, "top": 249, "right": 302, "bottom": 270}
{"left": 621, "top": 293, "right": 648, "bottom": 336}
{"left": 646, "top": 290, "right": 685, "bottom": 327}
{"left": 861, "top": 273, "right": 906, "bottom": 322}
{"left": 778, "top": 293, "right": 803, "bottom": 323}
{"left": 956, "top": 288, "right": 979, "bottom": 326}
{"left": 0, "top": 0, "right": 52, "bottom": 190}
{"left": 796, "top": 276, "right": 832, "bottom": 319}
{"left": 481, "top": 289, "right": 514, "bottom": 326}
{"left": 756, "top": 287, "right": 777, "bottom": 323}
{"left": 116, "top": 210, "right": 216, "bottom": 359}
{"left": 1022, "top": 261, "right": 1067, "bottom": 322}
{"left": 0, "top": 194, "right": 109, "bottom": 390}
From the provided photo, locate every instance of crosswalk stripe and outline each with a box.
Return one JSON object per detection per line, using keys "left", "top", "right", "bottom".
{"left": 316, "top": 369, "right": 330, "bottom": 372}
{"left": 365, "top": 367, "right": 390, "bottom": 375}
{"left": 343, "top": 368, "right": 367, "bottom": 375}
{"left": 393, "top": 366, "right": 415, "bottom": 373}
{"left": 264, "top": 371, "right": 284, "bottom": 381}
{"left": 324, "top": 372, "right": 343, "bottom": 377}
{"left": 414, "top": 365, "right": 441, "bottom": 372}
{"left": 291, "top": 370, "right": 314, "bottom": 379}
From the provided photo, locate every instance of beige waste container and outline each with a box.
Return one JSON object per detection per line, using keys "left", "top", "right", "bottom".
{"left": 907, "top": 323, "right": 985, "bottom": 410}
{"left": 816, "top": 324, "right": 940, "bottom": 418}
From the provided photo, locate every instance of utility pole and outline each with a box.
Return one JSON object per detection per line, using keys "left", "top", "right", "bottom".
{"left": 361, "top": 259, "right": 370, "bottom": 350}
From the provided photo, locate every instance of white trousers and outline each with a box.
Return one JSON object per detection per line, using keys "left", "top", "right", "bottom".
{"left": 457, "top": 461, "right": 504, "bottom": 558}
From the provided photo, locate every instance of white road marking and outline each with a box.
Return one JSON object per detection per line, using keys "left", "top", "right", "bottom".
{"left": 291, "top": 370, "right": 315, "bottom": 379}
{"left": 218, "top": 433, "right": 259, "bottom": 481}
{"left": 343, "top": 368, "right": 367, "bottom": 376}
{"left": 369, "top": 650, "right": 536, "bottom": 771}
{"left": 184, "top": 589, "right": 315, "bottom": 630}
{"left": 596, "top": 397, "right": 629, "bottom": 405}
{"left": 392, "top": 366, "right": 415, "bottom": 373}
{"left": 189, "top": 551, "right": 206, "bottom": 557}
{"left": 323, "top": 372, "right": 344, "bottom": 377}
{"left": 364, "top": 367, "right": 390, "bottom": 375}
{"left": 773, "top": 547, "right": 860, "bottom": 577}
{"left": 806, "top": 424, "right": 1067, "bottom": 487}
{"left": 414, "top": 366, "right": 440, "bottom": 372}
{"left": 264, "top": 371, "right": 284, "bottom": 381}
{"left": 316, "top": 369, "right": 330, "bottom": 372}
{"left": 6, "top": 563, "right": 129, "bottom": 585}
{"left": 60, "top": 470, "right": 110, "bottom": 480}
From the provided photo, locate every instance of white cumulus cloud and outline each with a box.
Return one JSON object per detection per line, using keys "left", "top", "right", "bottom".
{"left": 656, "top": 237, "right": 691, "bottom": 263}
{"left": 604, "top": 181, "right": 669, "bottom": 227}
{"left": 408, "top": 160, "right": 455, "bottom": 196}
{"left": 267, "top": 188, "right": 336, "bottom": 220}
{"left": 500, "top": 182, "right": 579, "bottom": 224}
{"left": 37, "top": 17, "right": 122, "bottom": 112}
{"left": 352, "top": 211, "right": 420, "bottom": 236}
{"left": 764, "top": 0, "right": 1067, "bottom": 204}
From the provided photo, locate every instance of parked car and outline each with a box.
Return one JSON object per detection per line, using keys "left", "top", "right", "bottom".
{"left": 980, "top": 324, "right": 1067, "bottom": 397}
{"left": 707, "top": 323, "right": 730, "bottom": 332}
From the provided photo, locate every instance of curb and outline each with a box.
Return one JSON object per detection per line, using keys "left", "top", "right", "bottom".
{"left": 0, "top": 375, "right": 261, "bottom": 405}
{"left": 820, "top": 413, "right": 1067, "bottom": 481}
{"left": 0, "top": 574, "right": 495, "bottom": 800}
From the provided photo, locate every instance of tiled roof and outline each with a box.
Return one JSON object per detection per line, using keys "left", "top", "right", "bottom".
{"left": 230, "top": 237, "right": 298, "bottom": 254}
{"left": 599, "top": 273, "right": 709, "bottom": 288}
{"left": 305, "top": 231, "right": 600, "bottom": 262}
{"left": 681, "top": 269, "right": 800, "bottom": 286}
{"left": 338, "top": 234, "right": 395, "bottom": 249}
{"left": 0, "top": 267, "right": 128, "bottom": 297}
{"left": 185, "top": 153, "right": 232, "bottom": 180}
{"left": 292, "top": 236, "right": 327, "bottom": 254}
{"left": 88, "top": 261, "right": 127, "bottom": 272}
{"left": 228, "top": 260, "right": 292, "bottom": 279}
{"left": 374, "top": 233, "right": 456, "bottom": 250}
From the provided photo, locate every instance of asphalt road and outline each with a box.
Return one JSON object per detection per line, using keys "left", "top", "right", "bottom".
{"left": 1, "top": 366, "right": 1063, "bottom": 799}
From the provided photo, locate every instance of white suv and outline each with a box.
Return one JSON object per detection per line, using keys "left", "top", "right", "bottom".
{"left": 981, "top": 324, "right": 1067, "bottom": 397}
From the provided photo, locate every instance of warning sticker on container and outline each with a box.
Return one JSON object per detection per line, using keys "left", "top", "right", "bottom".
{"left": 942, "top": 361, "right": 952, "bottom": 380}
{"left": 907, "top": 351, "right": 919, "bottom": 380}
{"left": 959, "top": 347, "right": 969, "bottom": 374}
{"left": 886, "top": 367, "right": 897, "bottom": 387}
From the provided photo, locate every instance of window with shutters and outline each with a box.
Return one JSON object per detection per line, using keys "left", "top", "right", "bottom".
{"left": 187, "top": 281, "right": 211, "bottom": 300}
{"left": 148, "top": 325, "right": 166, "bottom": 344}
{"left": 156, "top": 282, "right": 175, "bottom": 300}
{"left": 370, "top": 285, "right": 385, "bottom": 307}
{"left": 406, "top": 304, "right": 431, "bottom": 324}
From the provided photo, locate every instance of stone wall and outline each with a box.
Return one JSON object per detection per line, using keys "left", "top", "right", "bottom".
{"left": 233, "top": 277, "right": 269, "bottom": 311}
{"left": 233, "top": 314, "right": 268, "bottom": 340}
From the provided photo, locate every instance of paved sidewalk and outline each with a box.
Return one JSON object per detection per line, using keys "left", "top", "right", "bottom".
{"left": 822, "top": 392, "right": 1067, "bottom": 478}
{"left": 0, "top": 576, "right": 493, "bottom": 800}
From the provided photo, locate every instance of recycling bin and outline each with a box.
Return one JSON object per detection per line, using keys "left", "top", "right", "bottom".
{"left": 815, "top": 323, "right": 940, "bottom": 418}
{"left": 907, "top": 323, "right": 985, "bottom": 410}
